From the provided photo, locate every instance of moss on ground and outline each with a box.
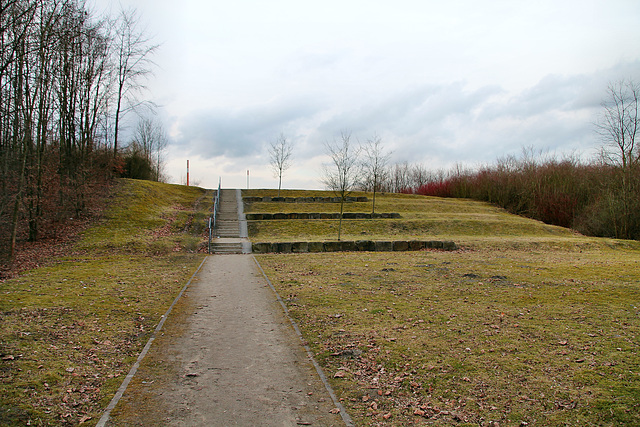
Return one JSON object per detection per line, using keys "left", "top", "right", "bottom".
{"left": 249, "top": 188, "right": 640, "bottom": 426}
{"left": 257, "top": 247, "right": 640, "bottom": 426}
{"left": 0, "top": 179, "right": 210, "bottom": 426}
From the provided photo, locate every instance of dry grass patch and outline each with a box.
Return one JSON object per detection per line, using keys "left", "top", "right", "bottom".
{"left": 0, "top": 179, "right": 210, "bottom": 426}
{"left": 245, "top": 189, "right": 588, "bottom": 246}
{"left": 257, "top": 246, "right": 640, "bottom": 426}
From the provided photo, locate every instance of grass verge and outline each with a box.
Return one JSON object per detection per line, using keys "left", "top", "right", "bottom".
{"left": 257, "top": 247, "right": 640, "bottom": 426}
{"left": 250, "top": 189, "right": 640, "bottom": 426}
{"left": 0, "top": 179, "right": 210, "bottom": 426}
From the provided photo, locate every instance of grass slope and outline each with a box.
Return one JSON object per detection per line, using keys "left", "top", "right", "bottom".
{"left": 245, "top": 189, "right": 587, "bottom": 247}
{"left": 250, "top": 189, "right": 640, "bottom": 426}
{"left": 0, "top": 179, "right": 210, "bottom": 426}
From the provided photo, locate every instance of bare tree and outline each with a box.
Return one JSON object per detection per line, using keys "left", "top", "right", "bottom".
{"left": 268, "top": 132, "right": 293, "bottom": 196}
{"left": 1, "top": 0, "right": 121, "bottom": 260}
{"left": 111, "top": 7, "right": 158, "bottom": 158}
{"left": 133, "top": 114, "right": 167, "bottom": 181}
{"left": 596, "top": 79, "right": 640, "bottom": 239}
{"left": 322, "top": 131, "right": 360, "bottom": 240}
{"left": 390, "top": 161, "right": 411, "bottom": 193}
{"left": 360, "top": 133, "right": 390, "bottom": 213}
{"left": 410, "top": 163, "right": 429, "bottom": 190}
{"left": 597, "top": 80, "right": 639, "bottom": 169}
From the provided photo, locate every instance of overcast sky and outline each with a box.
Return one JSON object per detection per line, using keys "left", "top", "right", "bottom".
{"left": 90, "top": 0, "right": 640, "bottom": 189}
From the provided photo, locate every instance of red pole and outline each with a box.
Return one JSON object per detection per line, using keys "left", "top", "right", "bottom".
{"left": 187, "top": 160, "right": 190, "bottom": 186}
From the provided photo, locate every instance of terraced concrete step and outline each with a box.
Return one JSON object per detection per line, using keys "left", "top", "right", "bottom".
{"left": 217, "top": 225, "right": 239, "bottom": 230}
{"left": 217, "top": 225, "right": 239, "bottom": 232}
{"left": 217, "top": 220, "right": 239, "bottom": 226}
{"left": 217, "top": 233, "right": 240, "bottom": 238}
{"left": 213, "top": 188, "right": 245, "bottom": 240}
{"left": 210, "top": 241, "right": 245, "bottom": 254}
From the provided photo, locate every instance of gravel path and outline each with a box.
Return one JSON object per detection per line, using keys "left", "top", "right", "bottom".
{"left": 106, "top": 254, "right": 346, "bottom": 426}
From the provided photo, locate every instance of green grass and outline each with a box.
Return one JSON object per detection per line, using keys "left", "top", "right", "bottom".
{"left": 250, "top": 188, "right": 640, "bottom": 426}
{"left": 3, "top": 184, "right": 638, "bottom": 426}
{"left": 0, "top": 179, "right": 210, "bottom": 426}
{"left": 257, "top": 248, "right": 640, "bottom": 426}
{"left": 244, "top": 189, "right": 618, "bottom": 249}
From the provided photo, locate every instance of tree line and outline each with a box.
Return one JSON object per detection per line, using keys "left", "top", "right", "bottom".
{"left": 403, "top": 81, "right": 640, "bottom": 241}
{"left": 1, "top": 0, "right": 164, "bottom": 261}
{"left": 369, "top": 81, "right": 640, "bottom": 241}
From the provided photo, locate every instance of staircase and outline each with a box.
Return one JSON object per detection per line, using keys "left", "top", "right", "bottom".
{"left": 210, "top": 189, "right": 249, "bottom": 254}
{"left": 216, "top": 189, "right": 240, "bottom": 238}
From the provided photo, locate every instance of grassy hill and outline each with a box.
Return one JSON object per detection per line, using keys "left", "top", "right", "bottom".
{"left": 1, "top": 181, "right": 638, "bottom": 426}
{"left": 248, "top": 188, "right": 640, "bottom": 426}
{"left": 245, "top": 189, "right": 619, "bottom": 249}
{"left": 0, "top": 179, "right": 210, "bottom": 426}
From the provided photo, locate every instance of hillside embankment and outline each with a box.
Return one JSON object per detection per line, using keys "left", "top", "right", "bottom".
{"left": 1, "top": 181, "right": 638, "bottom": 426}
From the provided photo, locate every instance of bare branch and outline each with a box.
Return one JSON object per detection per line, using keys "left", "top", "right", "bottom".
{"left": 268, "top": 132, "right": 293, "bottom": 196}
{"left": 322, "top": 131, "right": 360, "bottom": 240}
{"left": 596, "top": 79, "right": 639, "bottom": 168}
{"left": 360, "top": 133, "right": 391, "bottom": 213}
{"left": 110, "top": 6, "right": 159, "bottom": 157}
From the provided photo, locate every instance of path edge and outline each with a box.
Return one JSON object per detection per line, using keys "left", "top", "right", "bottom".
{"left": 253, "top": 255, "right": 355, "bottom": 427}
{"left": 96, "top": 256, "right": 209, "bottom": 427}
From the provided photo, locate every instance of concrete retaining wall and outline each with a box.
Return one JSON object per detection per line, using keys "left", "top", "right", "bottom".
{"left": 244, "top": 196, "right": 369, "bottom": 203}
{"left": 252, "top": 240, "right": 458, "bottom": 254}
{"left": 246, "top": 212, "right": 401, "bottom": 220}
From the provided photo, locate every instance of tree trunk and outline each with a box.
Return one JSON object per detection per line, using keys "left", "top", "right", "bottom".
{"left": 338, "top": 196, "right": 344, "bottom": 241}
{"left": 9, "top": 149, "right": 28, "bottom": 260}
{"left": 372, "top": 177, "right": 377, "bottom": 214}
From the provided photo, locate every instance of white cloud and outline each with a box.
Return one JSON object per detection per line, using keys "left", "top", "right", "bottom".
{"left": 91, "top": 0, "right": 640, "bottom": 189}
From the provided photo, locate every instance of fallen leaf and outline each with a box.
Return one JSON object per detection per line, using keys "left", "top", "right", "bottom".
{"left": 334, "top": 371, "right": 345, "bottom": 378}
{"left": 2, "top": 355, "right": 14, "bottom": 360}
{"left": 330, "top": 408, "right": 340, "bottom": 414}
{"left": 79, "top": 415, "right": 92, "bottom": 424}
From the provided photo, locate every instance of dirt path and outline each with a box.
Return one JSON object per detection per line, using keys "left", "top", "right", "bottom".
{"left": 106, "top": 254, "right": 346, "bottom": 426}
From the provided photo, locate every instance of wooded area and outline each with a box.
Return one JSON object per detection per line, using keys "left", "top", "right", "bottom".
{"left": 1, "top": 0, "right": 160, "bottom": 262}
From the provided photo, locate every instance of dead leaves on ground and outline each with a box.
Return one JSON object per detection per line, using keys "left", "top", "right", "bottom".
{"left": 260, "top": 251, "right": 640, "bottom": 426}
{"left": 0, "top": 307, "right": 144, "bottom": 424}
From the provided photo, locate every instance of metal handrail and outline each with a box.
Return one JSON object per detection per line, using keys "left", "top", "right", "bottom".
{"left": 209, "top": 178, "right": 221, "bottom": 254}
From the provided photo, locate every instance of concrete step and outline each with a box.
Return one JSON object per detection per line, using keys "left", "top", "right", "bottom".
{"left": 217, "top": 229, "right": 240, "bottom": 234}
{"left": 217, "top": 220, "right": 238, "bottom": 226}
{"left": 217, "top": 224, "right": 239, "bottom": 231}
{"left": 210, "top": 242, "right": 244, "bottom": 254}
{"left": 218, "top": 215, "right": 238, "bottom": 220}
{"left": 214, "top": 188, "right": 243, "bottom": 239}
{"left": 217, "top": 225, "right": 239, "bottom": 231}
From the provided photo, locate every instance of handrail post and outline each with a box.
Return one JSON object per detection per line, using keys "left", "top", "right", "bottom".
{"left": 209, "top": 178, "right": 221, "bottom": 254}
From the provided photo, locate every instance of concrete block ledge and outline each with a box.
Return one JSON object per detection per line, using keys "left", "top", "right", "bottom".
{"left": 252, "top": 240, "right": 458, "bottom": 254}
{"left": 244, "top": 196, "right": 369, "bottom": 203}
{"left": 245, "top": 212, "right": 401, "bottom": 220}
